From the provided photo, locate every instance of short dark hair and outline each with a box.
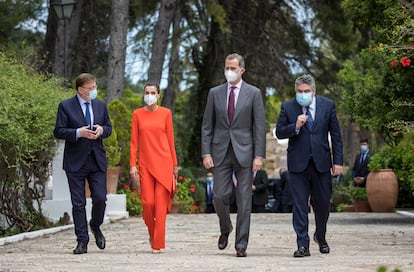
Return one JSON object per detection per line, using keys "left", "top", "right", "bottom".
{"left": 75, "top": 73, "right": 96, "bottom": 90}
{"left": 144, "top": 82, "right": 160, "bottom": 94}
{"left": 360, "top": 139, "right": 369, "bottom": 144}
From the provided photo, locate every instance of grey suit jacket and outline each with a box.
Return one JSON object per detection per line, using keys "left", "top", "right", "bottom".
{"left": 201, "top": 81, "right": 266, "bottom": 167}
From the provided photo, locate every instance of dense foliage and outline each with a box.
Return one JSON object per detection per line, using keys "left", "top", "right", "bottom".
{"left": 0, "top": 52, "right": 70, "bottom": 234}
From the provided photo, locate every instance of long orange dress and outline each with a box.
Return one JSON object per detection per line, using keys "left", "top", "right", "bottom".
{"left": 130, "top": 106, "right": 177, "bottom": 250}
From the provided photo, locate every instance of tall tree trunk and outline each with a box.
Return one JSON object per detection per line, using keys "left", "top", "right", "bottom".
{"left": 162, "top": 3, "right": 181, "bottom": 110}
{"left": 187, "top": 18, "right": 228, "bottom": 164}
{"left": 147, "top": 0, "right": 177, "bottom": 85}
{"left": 106, "top": 0, "right": 129, "bottom": 103}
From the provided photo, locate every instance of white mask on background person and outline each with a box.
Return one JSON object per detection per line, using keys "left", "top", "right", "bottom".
{"left": 88, "top": 89, "right": 98, "bottom": 100}
{"left": 224, "top": 70, "right": 238, "bottom": 83}
{"left": 144, "top": 94, "right": 158, "bottom": 105}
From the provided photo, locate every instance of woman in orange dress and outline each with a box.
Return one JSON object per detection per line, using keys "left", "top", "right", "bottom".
{"left": 129, "top": 83, "right": 178, "bottom": 254}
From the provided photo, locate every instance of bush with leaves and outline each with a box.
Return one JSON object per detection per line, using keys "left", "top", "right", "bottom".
{"left": 0, "top": 52, "right": 70, "bottom": 234}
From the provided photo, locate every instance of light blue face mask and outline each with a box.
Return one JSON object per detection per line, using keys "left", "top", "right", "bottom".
{"left": 296, "top": 92, "right": 313, "bottom": 106}
{"left": 89, "top": 89, "right": 98, "bottom": 100}
{"left": 206, "top": 177, "right": 213, "bottom": 183}
{"left": 360, "top": 145, "right": 368, "bottom": 152}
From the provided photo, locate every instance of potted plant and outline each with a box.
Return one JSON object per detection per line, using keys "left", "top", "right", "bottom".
{"left": 348, "top": 182, "right": 371, "bottom": 212}
{"left": 366, "top": 146, "right": 398, "bottom": 212}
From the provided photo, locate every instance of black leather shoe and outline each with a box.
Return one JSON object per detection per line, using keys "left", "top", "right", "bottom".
{"left": 91, "top": 226, "right": 106, "bottom": 250}
{"left": 313, "top": 234, "right": 330, "bottom": 254}
{"left": 73, "top": 241, "right": 88, "bottom": 254}
{"left": 293, "top": 246, "right": 310, "bottom": 257}
{"left": 218, "top": 233, "right": 229, "bottom": 250}
{"left": 236, "top": 248, "right": 247, "bottom": 257}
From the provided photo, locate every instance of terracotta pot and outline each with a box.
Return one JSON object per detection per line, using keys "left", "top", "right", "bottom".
{"left": 170, "top": 201, "right": 181, "bottom": 214}
{"left": 106, "top": 166, "right": 121, "bottom": 194}
{"left": 366, "top": 169, "right": 398, "bottom": 212}
{"left": 342, "top": 204, "right": 355, "bottom": 212}
{"left": 352, "top": 200, "right": 371, "bottom": 212}
{"left": 85, "top": 179, "right": 91, "bottom": 198}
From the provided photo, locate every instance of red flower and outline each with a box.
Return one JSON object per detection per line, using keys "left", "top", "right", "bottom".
{"left": 391, "top": 60, "right": 398, "bottom": 68}
{"left": 179, "top": 175, "right": 183, "bottom": 180}
{"left": 410, "top": 44, "right": 414, "bottom": 50}
{"left": 192, "top": 205, "right": 199, "bottom": 211}
{"left": 124, "top": 184, "right": 130, "bottom": 190}
{"left": 190, "top": 184, "right": 196, "bottom": 193}
{"left": 400, "top": 56, "right": 411, "bottom": 67}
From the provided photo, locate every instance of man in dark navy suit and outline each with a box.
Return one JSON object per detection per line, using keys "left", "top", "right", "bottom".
{"left": 276, "top": 74, "right": 343, "bottom": 258}
{"left": 352, "top": 139, "right": 371, "bottom": 187}
{"left": 251, "top": 169, "right": 269, "bottom": 213}
{"left": 54, "top": 73, "right": 112, "bottom": 254}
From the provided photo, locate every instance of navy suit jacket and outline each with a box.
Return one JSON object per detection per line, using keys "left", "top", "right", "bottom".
{"left": 276, "top": 95, "right": 343, "bottom": 173}
{"left": 252, "top": 169, "right": 269, "bottom": 205}
{"left": 352, "top": 152, "right": 371, "bottom": 180}
{"left": 54, "top": 96, "right": 112, "bottom": 172}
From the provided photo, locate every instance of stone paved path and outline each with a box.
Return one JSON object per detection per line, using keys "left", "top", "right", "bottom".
{"left": 1, "top": 212, "right": 413, "bottom": 272}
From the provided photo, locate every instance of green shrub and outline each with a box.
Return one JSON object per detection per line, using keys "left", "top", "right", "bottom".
{"left": 107, "top": 99, "right": 132, "bottom": 170}
{"left": 0, "top": 51, "right": 70, "bottom": 233}
{"left": 348, "top": 182, "right": 368, "bottom": 201}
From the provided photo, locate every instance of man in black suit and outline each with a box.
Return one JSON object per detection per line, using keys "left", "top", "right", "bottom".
{"left": 252, "top": 169, "right": 269, "bottom": 213}
{"left": 205, "top": 172, "right": 215, "bottom": 213}
{"left": 352, "top": 139, "right": 371, "bottom": 187}
{"left": 276, "top": 74, "right": 343, "bottom": 258}
{"left": 54, "top": 73, "right": 112, "bottom": 254}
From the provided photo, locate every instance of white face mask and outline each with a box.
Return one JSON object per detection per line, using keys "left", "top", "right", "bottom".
{"left": 144, "top": 94, "right": 158, "bottom": 105}
{"left": 224, "top": 70, "right": 239, "bottom": 83}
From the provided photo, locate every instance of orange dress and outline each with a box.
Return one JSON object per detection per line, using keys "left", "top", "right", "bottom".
{"left": 130, "top": 106, "right": 177, "bottom": 249}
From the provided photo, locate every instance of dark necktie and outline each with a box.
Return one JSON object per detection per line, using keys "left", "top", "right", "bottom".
{"left": 306, "top": 106, "right": 313, "bottom": 129}
{"left": 228, "top": 86, "right": 236, "bottom": 124}
{"left": 85, "top": 102, "right": 92, "bottom": 129}
{"left": 360, "top": 153, "right": 366, "bottom": 165}
{"left": 207, "top": 184, "right": 212, "bottom": 202}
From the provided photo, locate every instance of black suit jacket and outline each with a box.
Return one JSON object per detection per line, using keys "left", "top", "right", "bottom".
{"left": 352, "top": 151, "right": 371, "bottom": 184}
{"left": 54, "top": 96, "right": 112, "bottom": 172}
{"left": 252, "top": 170, "right": 269, "bottom": 206}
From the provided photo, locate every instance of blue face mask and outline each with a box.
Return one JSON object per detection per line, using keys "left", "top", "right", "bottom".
{"left": 206, "top": 177, "right": 213, "bottom": 183}
{"left": 89, "top": 89, "right": 98, "bottom": 100}
{"left": 360, "top": 145, "right": 368, "bottom": 152}
{"left": 296, "top": 92, "right": 313, "bottom": 106}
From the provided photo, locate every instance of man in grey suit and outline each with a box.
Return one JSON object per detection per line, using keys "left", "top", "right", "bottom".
{"left": 201, "top": 53, "right": 266, "bottom": 257}
{"left": 276, "top": 74, "right": 343, "bottom": 258}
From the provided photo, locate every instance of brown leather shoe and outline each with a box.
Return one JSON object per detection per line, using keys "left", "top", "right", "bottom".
{"left": 236, "top": 248, "right": 247, "bottom": 257}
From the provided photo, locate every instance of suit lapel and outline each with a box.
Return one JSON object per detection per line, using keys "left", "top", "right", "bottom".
{"left": 71, "top": 96, "right": 86, "bottom": 124}
{"left": 233, "top": 82, "right": 248, "bottom": 122}
{"left": 218, "top": 84, "right": 229, "bottom": 124}
{"left": 313, "top": 96, "right": 323, "bottom": 127}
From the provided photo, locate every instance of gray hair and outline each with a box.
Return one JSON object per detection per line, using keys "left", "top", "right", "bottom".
{"left": 295, "top": 74, "right": 316, "bottom": 91}
{"left": 226, "top": 53, "right": 245, "bottom": 69}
